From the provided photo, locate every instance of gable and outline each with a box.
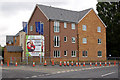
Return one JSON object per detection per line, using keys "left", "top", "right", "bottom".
{"left": 78, "top": 8, "right": 107, "bottom": 28}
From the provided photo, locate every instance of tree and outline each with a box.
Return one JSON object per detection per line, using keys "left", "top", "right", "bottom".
{"left": 96, "top": 2, "right": 120, "bottom": 57}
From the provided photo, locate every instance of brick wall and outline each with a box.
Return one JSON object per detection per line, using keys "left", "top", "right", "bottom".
{"left": 78, "top": 9, "right": 106, "bottom": 61}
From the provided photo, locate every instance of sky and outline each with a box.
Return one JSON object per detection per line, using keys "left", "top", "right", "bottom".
{"left": 0, "top": 0, "right": 98, "bottom": 47}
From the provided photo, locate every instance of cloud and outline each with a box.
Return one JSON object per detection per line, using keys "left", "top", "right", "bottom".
{"left": 0, "top": 0, "right": 98, "bottom": 46}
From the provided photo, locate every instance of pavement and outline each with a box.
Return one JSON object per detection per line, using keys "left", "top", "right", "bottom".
{"left": 0, "top": 64, "right": 119, "bottom": 79}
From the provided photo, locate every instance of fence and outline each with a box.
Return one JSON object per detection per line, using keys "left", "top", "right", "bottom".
{"left": 3, "top": 57, "right": 120, "bottom": 65}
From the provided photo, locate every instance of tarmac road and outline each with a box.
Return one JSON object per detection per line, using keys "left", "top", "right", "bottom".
{"left": 1, "top": 65, "right": 119, "bottom": 79}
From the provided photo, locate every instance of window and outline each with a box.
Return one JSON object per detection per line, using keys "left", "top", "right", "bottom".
{"left": 64, "top": 22, "right": 67, "bottom": 28}
{"left": 71, "top": 51, "right": 76, "bottom": 57}
{"left": 15, "top": 37, "right": 16, "bottom": 43}
{"left": 54, "top": 36, "right": 60, "bottom": 47}
{"left": 54, "top": 21, "right": 59, "bottom": 32}
{"left": 82, "top": 25, "right": 87, "bottom": 31}
{"left": 71, "top": 23, "right": 75, "bottom": 29}
{"left": 82, "top": 51, "right": 88, "bottom": 57}
{"left": 64, "top": 36, "right": 67, "bottom": 42}
{"left": 98, "top": 39, "right": 101, "bottom": 44}
{"left": 9, "top": 41, "right": 11, "bottom": 44}
{"left": 97, "top": 27, "right": 101, "bottom": 32}
{"left": 64, "top": 51, "right": 67, "bottom": 56}
{"left": 83, "top": 38, "right": 87, "bottom": 44}
{"left": 98, "top": 51, "right": 102, "bottom": 57}
{"left": 30, "top": 26, "right": 33, "bottom": 31}
{"left": 72, "top": 37, "right": 75, "bottom": 43}
{"left": 53, "top": 50, "right": 60, "bottom": 58}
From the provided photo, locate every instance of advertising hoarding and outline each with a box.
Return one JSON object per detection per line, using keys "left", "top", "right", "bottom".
{"left": 26, "top": 35, "right": 44, "bottom": 56}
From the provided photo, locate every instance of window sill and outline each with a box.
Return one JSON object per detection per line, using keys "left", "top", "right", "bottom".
{"left": 98, "top": 43, "right": 101, "bottom": 44}
{"left": 82, "top": 56, "right": 88, "bottom": 57}
{"left": 53, "top": 57, "right": 60, "bottom": 58}
{"left": 98, "top": 56, "right": 102, "bottom": 57}
{"left": 71, "top": 56, "right": 76, "bottom": 57}
{"left": 72, "top": 42, "right": 75, "bottom": 43}
{"left": 54, "top": 46, "right": 60, "bottom": 48}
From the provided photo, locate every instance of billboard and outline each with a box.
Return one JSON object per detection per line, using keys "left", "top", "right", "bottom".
{"left": 26, "top": 35, "right": 44, "bottom": 56}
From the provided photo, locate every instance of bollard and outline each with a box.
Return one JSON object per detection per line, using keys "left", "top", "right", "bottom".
{"left": 83, "top": 62, "right": 85, "bottom": 67}
{"left": 79, "top": 62, "right": 81, "bottom": 66}
{"left": 105, "top": 61, "right": 107, "bottom": 66}
{"left": 52, "top": 60, "right": 54, "bottom": 66}
{"left": 71, "top": 60, "right": 74, "bottom": 66}
{"left": 7, "top": 61, "right": 9, "bottom": 67}
{"left": 1, "top": 60, "right": 3, "bottom": 66}
{"left": 100, "top": 61, "right": 101, "bottom": 66}
{"left": 76, "top": 61, "right": 78, "bottom": 66}
{"left": 64, "top": 60, "right": 66, "bottom": 66}
{"left": 95, "top": 62, "right": 97, "bottom": 66}
{"left": 59, "top": 60, "right": 62, "bottom": 66}
{"left": 15, "top": 61, "right": 17, "bottom": 67}
{"left": 33, "top": 61, "right": 35, "bottom": 67}
{"left": 90, "top": 62, "right": 92, "bottom": 66}
{"left": 44, "top": 60, "right": 47, "bottom": 66}
{"left": 67, "top": 61, "right": 69, "bottom": 66}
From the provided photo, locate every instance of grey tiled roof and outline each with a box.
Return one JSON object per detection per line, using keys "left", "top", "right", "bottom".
{"left": 6, "top": 46, "right": 23, "bottom": 52}
{"left": 15, "top": 29, "right": 24, "bottom": 36}
{"left": 6, "top": 36, "right": 14, "bottom": 43}
{"left": 37, "top": 4, "right": 92, "bottom": 23}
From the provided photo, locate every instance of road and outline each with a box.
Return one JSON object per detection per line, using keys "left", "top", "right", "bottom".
{"left": 1, "top": 65, "right": 119, "bottom": 79}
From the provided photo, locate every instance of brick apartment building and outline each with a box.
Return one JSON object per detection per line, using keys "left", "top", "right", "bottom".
{"left": 4, "top": 30, "right": 26, "bottom": 63}
{"left": 27, "top": 4, "right": 106, "bottom": 62}
{"left": 4, "top": 4, "right": 106, "bottom": 63}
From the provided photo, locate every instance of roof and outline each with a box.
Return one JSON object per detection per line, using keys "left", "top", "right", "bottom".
{"left": 6, "top": 46, "right": 23, "bottom": 52}
{"left": 6, "top": 36, "right": 14, "bottom": 43}
{"left": 0, "top": 56, "right": 3, "bottom": 60}
{"left": 37, "top": 4, "right": 92, "bottom": 23}
{"left": 15, "top": 29, "right": 24, "bottom": 36}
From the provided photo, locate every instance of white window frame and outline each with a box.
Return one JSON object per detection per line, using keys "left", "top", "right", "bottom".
{"left": 71, "top": 23, "right": 75, "bottom": 30}
{"left": 98, "top": 51, "right": 102, "bottom": 57}
{"left": 54, "top": 21, "right": 59, "bottom": 32}
{"left": 30, "top": 26, "right": 33, "bottom": 31}
{"left": 9, "top": 41, "right": 11, "bottom": 44}
{"left": 53, "top": 50, "right": 60, "bottom": 58}
{"left": 54, "top": 36, "right": 60, "bottom": 47}
{"left": 71, "top": 51, "right": 76, "bottom": 57}
{"left": 82, "top": 25, "right": 87, "bottom": 31}
{"left": 15, "top": 37, "right": 17, "bottom": 43}
{"left": 98, "top": 39, "right": 101, "bottom": 44}
{"left": 82, "top": 51, "right": 88, "bottom": 57}
{"left": 97, "top": 27, "right": 101, "bottom": 32}
{"left": 83, "top": 38, "right": 87, "bottom": 44}
{"left": 72, "top": 37, "right": 75, "bottom": 43}
{"left": 64, "top": 36, "right": 67, "bottom": 42}
{"left": 64, "top": 22, "right": 67, "bottom": 28}
{"left": 64, "top": 51, "right": 67, "bottom": 56}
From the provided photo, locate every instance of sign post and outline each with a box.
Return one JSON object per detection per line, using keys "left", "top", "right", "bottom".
{"left": 39, "top": 54, "right": 41, "bottom": 64}
{"left": 26, "top": 54, "right": 29, "bottom": 65}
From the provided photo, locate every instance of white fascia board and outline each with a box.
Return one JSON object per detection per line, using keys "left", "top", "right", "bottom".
{"left": 78, "top": 8, "right": 92, "bottom": 23}
{"left": 36, "top": 4, "right": 49, "bottom": 20}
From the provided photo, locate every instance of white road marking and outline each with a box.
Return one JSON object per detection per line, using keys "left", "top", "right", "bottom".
{"left": 66, "top": 70, "right": 70, "bottom": 72}
{"left": 31, "top": 75, "right": 37, "bottom": 78}
{"left": 38, "top": 75, "right": 42, "bottom": 76}
{"left": 61, "top": 71, "right": 66, "bottom": 73}
{"left": 25, "top": 77, "right": 30, "bottom": 78}
{"left": 52, "top": 72, "right": 56, "bottom": 74}
{"left": 71, "top": 69, "right": 74, "bottom": 71}
{"left": 101, "top": 72, "right": 116, "bottom": 77}
{"left": 45, "top": 74, "right": 50, "bottom": 76}
{"left": 74, "top": 69, "right": 78, "bottom": 71}
{"left": 57, "top": 71, "right": 61, "bottom": 73}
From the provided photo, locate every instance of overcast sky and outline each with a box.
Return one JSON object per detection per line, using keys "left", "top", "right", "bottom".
{"left": 0, "top": 0, "right": 98, "bottom": 47}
